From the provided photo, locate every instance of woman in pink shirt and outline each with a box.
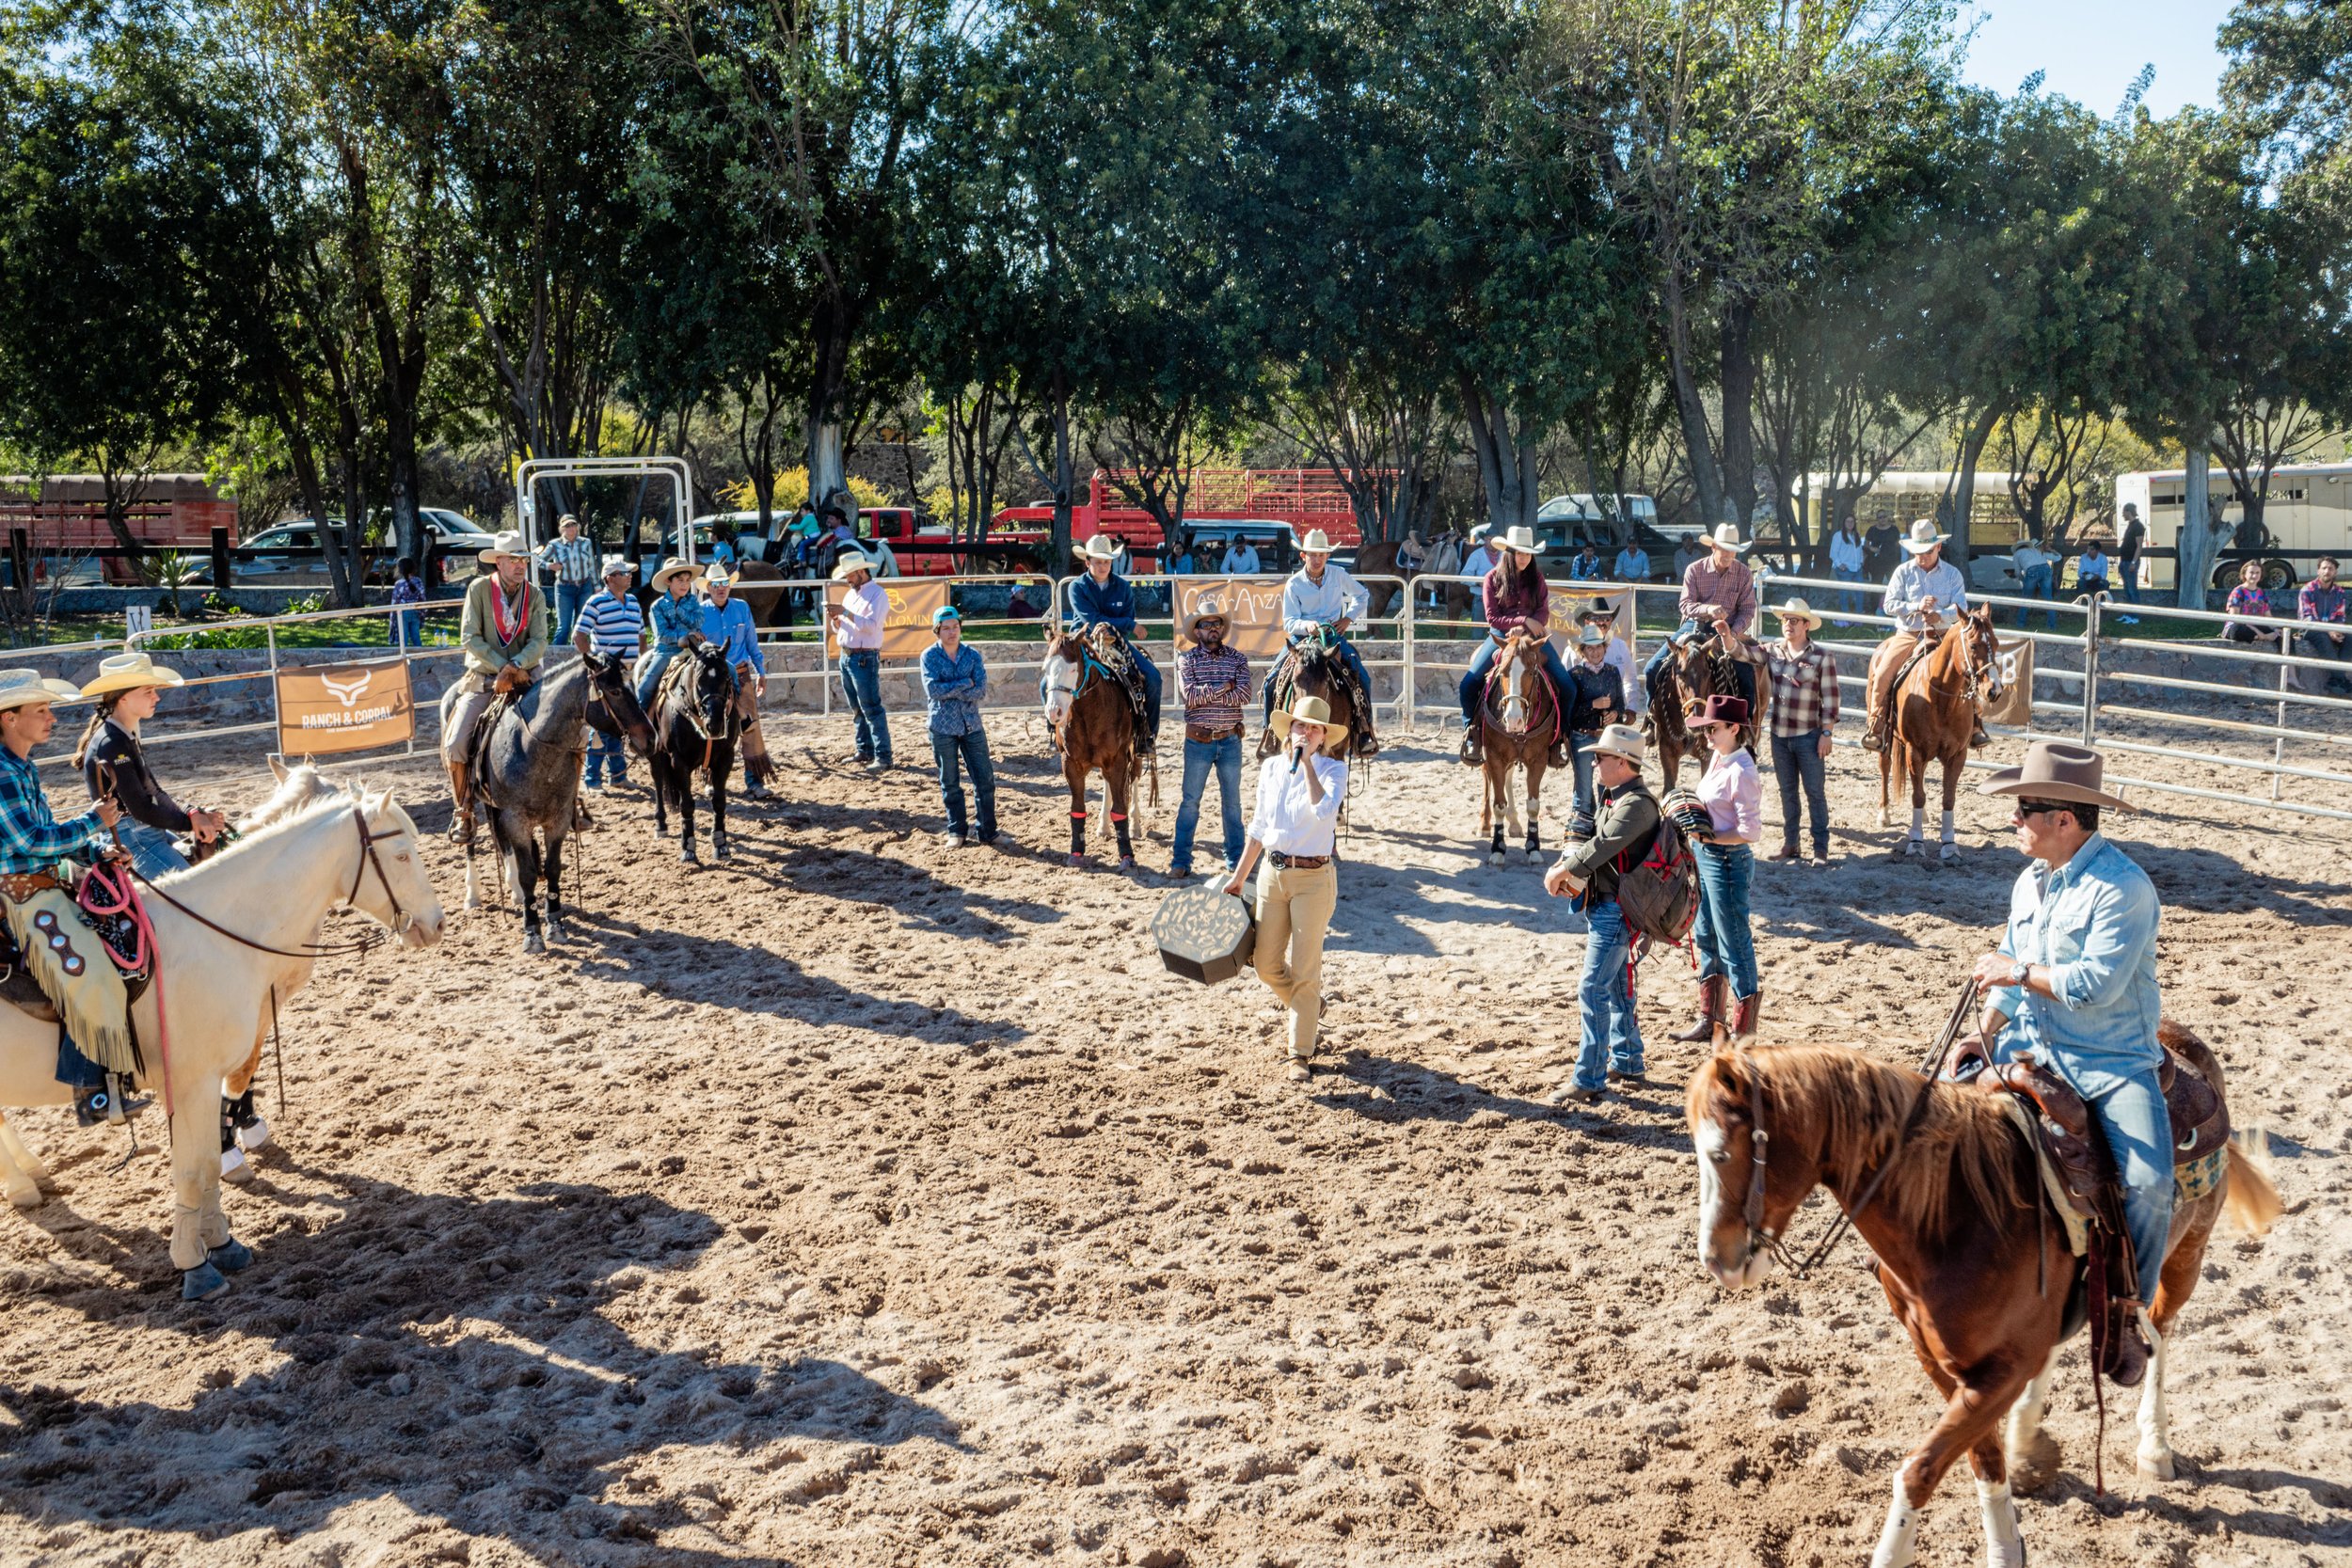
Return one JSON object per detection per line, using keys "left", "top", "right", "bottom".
{"left": 1668, "top": 693, "right": 1762, "bottom": 1045}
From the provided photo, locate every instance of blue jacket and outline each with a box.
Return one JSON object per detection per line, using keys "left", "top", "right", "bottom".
{"left": 1066, "top": 572, "right": 1137, "bottom": 636}
{"left": 921, "top": 641, "right": 989, "bottom": 736}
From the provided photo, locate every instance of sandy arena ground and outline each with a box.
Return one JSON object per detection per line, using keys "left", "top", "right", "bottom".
{"left": 0, "top": 711, "right": 2345, "bottom": 1568}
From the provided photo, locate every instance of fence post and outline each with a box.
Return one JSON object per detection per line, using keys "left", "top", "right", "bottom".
{"left": 1401, "top": 577, "right": 1417, "bottom": 732}
{"left": 209, "top": 526, "right": 232, "bottom": 601}
{"left": 2080, "top": 595, "right": 2102, "bottom": 746}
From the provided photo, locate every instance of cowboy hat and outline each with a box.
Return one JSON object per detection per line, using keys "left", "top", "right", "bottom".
{"left": 830, "top": 551, "right": 877, "bottom": 581}
{"left": 1685, "top": 693, "right": 1750, "bottom": 730}
{"left": 0, "top": 669, "right": 84, "bottom": 712}
{"left": 1076, "top": 535, "right": 1121, "bottom": 563}
{"left": 1300, "top": 530, "right": 1335, "bottom": 555}
{"left": 1577, "top": 623, "right": 1612, "bottom": 647}
{"left": 1699, "top": 521, "right": 1752, "bottom": 553}
{"left": 1588, "top": 722, "right": 1645, "bottom": 763}
{"left": 1179, "top": 605, "right": 1231, "bottom": 641}
{"left": 1900, "top": 517, "right": 1949, "bottom": 554}
{"left": 1574, "top": 594, "right": 1619, "bottom": 624}
{"left": 1497, "top": 525, "right": 1543, "bottom": 556}
{"left": 478, "top": 530, "right": 530, "bottom": 563}
{"left": 703, "top": 562, "right": 737, "bottom": 587}
{"left": 650, "top": 557, "right": 698, "bottom": 589}
{"left": 1976, "top": 740, "right": 2132, "bottom": 811}
{"left": 599, "top": 553, "right": 634, "bottom": 579}
{"left": 1267, "top": 693, "right": 1348, "bottom": 746}
{"left": 1770, "top": 596, "right": 1824, "bottom": 629}
{"left": 80, "top": 652, "right": 186, "bottom": 698}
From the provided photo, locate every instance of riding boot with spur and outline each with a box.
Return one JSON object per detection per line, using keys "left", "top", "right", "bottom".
{"left": 72, "top": 1073, "right": 150, "bottom": 1128}
{"left": 1670, "top": 975, "right": 1725, "bottom": 1044}
{"left": 1459, "top": 729, "right": 1484, "bottom": 767}
{"left": 1729, "top": 990, "right": 1760, "bottom": 1046}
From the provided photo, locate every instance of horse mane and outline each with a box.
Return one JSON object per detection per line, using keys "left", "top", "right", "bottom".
{"left": 1713, "top": 1045, "right": 2028, "bottom": 1239}
{"left": 242, "top": 764, "right": 336, "bottom": 832}
{"left": 154, "top": 789, "right": 387, "bottom": 890}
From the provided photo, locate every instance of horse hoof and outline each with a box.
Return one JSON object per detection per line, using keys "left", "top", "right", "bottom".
{"left": 544, "top": 920, "right": 567, "bottom": 946}
{"left": 1118, "top": 856, "right": 1136, "bottom": 871}
{"left": 236, "top": 1115, "right": 272, "bottom": 1152}
{"left": 181, "top": 1261, "right": 230, "bottom": 1301}
{"left": 208, "top": 1238, "right": 254, "bottom": 1273}
{"left": 2137, "top": 1450, "right": 2176, "bottom": 1483}
{"left": 221, "top": 1147, "right": 252, "bottom": 1184}
{"left": 6, "top": 1180, "right": 40, "bottom": 1211}
{"left": 1938, "top": 842, "right": 1961, "bottom": 863}
{"left": 1067, "top": 853, "right": 1085, "bottom": 868}
{"left": 714, "top": 840, "right": 733, "bottom": 861}
{"left": 523, "top": 929, "right": 546, "bottom": 955}
{"left": 1488, "top": 851, "right": 1505, "bottom": 867}
{"left": 463, "top": 891, "right": 483, "bottom": 911}
{"left": 1902, "top": 838, "right": 1924, "bottom": 858}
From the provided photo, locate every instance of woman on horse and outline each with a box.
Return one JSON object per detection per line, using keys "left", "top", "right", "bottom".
{"left": 1670, "top": 693, "right": 1763, "bottom": 1047}
{"left": 73, "top": 653, "right": 227, "bottom": 879}
{"left": 635, "top": 557, "right": 701, "bottom": 706}
{"left": 1458, "top": 527, "right": 1573, "bottom": 768}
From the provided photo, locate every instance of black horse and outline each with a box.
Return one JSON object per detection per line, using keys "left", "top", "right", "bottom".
{"left": 456, "top": 642, "right": 655, "bottom": 952}
{"left": 648, "top": 640, "right": 744, "bottom": 864}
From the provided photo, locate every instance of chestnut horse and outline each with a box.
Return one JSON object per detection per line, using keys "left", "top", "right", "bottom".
{"left": 1686, "top": 1035, "right": 2278, "bottom": 1568}
{"left": 1879, "top": 605, "right": 2004, "bottom": 861}
{"left": 1042, "top": 627, "right": 1150, "bottom": 869}
{"left": 1645, "top": 629, "right": 1760, "bottom": 785}
{"left": 1475, "top": 630, "right": 1556, "bottom": 865}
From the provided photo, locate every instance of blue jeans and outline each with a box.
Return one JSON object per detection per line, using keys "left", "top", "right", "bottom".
{"left": 1457, "top": 635, "right": 1573, "bottom": 726}
{"left": 931, "top": 727, "right": 995, "bottom": 837}
{"left": 1568, "top": 732, "right": 1598, "bottom": 830}
{"left": 1574, "top": 898, "right": 1642, "bottom": 1090}
{"left": 1172, "top": 732, "right": 1245, "bottom": 872}
{"left": 2001, "top": 1044, "right": 2175, "bottom": 1306}
{"left": 1769, "top": 729, "right": 1830, "bottom": 857}
{"left": 396, "top": 608, "right": 424, "bottom": 647}
{"left": 1133, "top": 649, "right": 1163, "bottom": 736}
{"left": 635, "top": 645, "right": 681, "bottom": 706}
{"left": 55, "top": 1031, "right": 105, "bottom": 1090}
{"left": 1267, "top": 637, "right": 1368, "bottom": 725}
{"left": 2021, "top": 564, "right": 2056, "bottom": 628}
{"left": 2120, "top": 562, "right": 2141, "bottom": 604}
{"left": 1691, "top": 842, "right": 1757, "bottom": 997}
{"left": 1833, "top": 565, "right": 1866, "bottom": 616}
{"left": 555, "top": 581, "right": 594, "bottom": 644}
{"left": 118, "top": 818, "right": 191, "bottom": 879}
{"left": 840, "top": 648, "right": 893, "bottom": 762}
{"left": 584, "top": 727, "right": 629, "bottom": 786}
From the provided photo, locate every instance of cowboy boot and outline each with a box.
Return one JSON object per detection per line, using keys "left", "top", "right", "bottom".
{"left": 1459, "top": 728, "right": 1484, "bottom": 766}
{"left": 446, "top": 760, "right": 475, "bottom": 846}
{"left": 73, "top": 1073, "right": 151, "bottom": 1127}
{"left": 2106, "top": 1298, "right": 2152, "bottom": 1387}
{"left": 1670, "top": 975, "right": 1725, "bottom": 1044}
{"left": 1971, "top": 716, "right": 1992, "bottom": 749}
{"left": 1729, "top": 990, "right": 1760, "bottom": 1046}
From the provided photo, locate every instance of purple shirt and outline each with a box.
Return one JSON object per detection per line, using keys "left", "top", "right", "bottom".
{"left": 1482, "top": 567, "right": 1550, "bottom": 640}
{"left": 2299, "top": 581, "right": 2346, "bottom": 626}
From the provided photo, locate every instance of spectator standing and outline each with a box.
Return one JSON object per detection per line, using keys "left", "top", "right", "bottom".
{"left": 390, "top": 556, "right": 428, "bottom": 647}
{"left": 1170, "top": 609, "right": 1253, "bottom": 879}
{"left": 1828, "top": 515, "right": 1867, "bottom": 623}
{"left": 832, "top": 554, "right": 894, "bottom": 768}
{"left": 1562, "top": 624, "right": 1625, "bottom": 833}
{"left": 577, "top": 555, "right": 644, "bottom": 790}
{"left": 2075, "top": 540, "right": 2111, "bottom": 597}
{"left": 2298, "top": 555, "right": 2350, "bottom": 694}
{"left": 2117, "top": 503, "right": 2147, "bottom": 613}
{"left": 1220, "top": 536, "right": 1261, "bottom": 575}
{"left": 921, "top": 605, "right": 995, "bottom": 847}
{"left": 1612, "top": 538, "right": 1650, "bottom": 583}
{"left": 541, "top": 515, "right": 602, "bottom": 645}
{"left": 1757, "top": 599, "right": 1838, "bottom": 864}
{"left": 1576, "top": 597, "right": 1645, "bottom": 718}
{"left": 1007, "top": 582, "right": 1044, "bottom": 620}
{"left": 1672, "top": 534, "right": 1704, "bottom": 584}
{"left": 1461, "top": 528, "right": 1500, "bottom": 585}
{"left": 2010, "top": 535, "right": 2056, "bottom": 629}
{"left": 1862, "top": 515, "right": 1902, "bottom": 581}
{"left": 1541, "top": 724, "right": 1660, "bottom": 1103}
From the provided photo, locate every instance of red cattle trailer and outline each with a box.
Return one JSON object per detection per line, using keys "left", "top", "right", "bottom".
{"left": 992, "top": 467, "right": 1366, "bottom": 561}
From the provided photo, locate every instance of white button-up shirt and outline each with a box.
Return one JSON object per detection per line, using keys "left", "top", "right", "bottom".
{"left": 1883, "top": 557, "right": 1968, "bottom": 632}
{"left": 1281, "top": 564, "right": 1368, "bottom": 639}
{"left": 1221, "top": 544, "right": 1260, "bottom": 574}
{"left": 835, "top": 581, "right": 887, "bottom": 650}
{"left": 1249, "top": 752, "right": 1347, "bottom": 857}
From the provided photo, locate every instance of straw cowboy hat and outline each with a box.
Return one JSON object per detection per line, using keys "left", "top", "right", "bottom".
{"left": 703, "top": 562, "right": 737, "bottom": 587}
{"left": 80, "top": 652, "right": 186, "bottom": 699}
{"left": 1588, "top": 722, "right": 1645, "bottom": 763}
{"left": 1770, "top": 596, "right": 1824, "bottom": 629}
{"left": 1076, "top": 535, "right": 1121, "bottom": 564}
{"left": 478, "top": 530, "right": 530, "bottom": 563}
{"left": 1686, "top": 693, "right": 1750, "bottom": 730}
{"left": 1577, "top": 623, "right": 1612, "bottom": 647}
{"left": 599, "top": 553, "right": 634, "bottom": 579}
{"left": 1900, "top": 517, "right": 1949, "bottom": 554}
{"left": 829, "top": 552, "right": 876, "bottom": 581}
{"left": 0, "top": 669, "right": 84, "bottom": 712}
{"left": 650, "top": 557, "right": 697, "bottom": 589}
{"left": 1179, "top": 605, "right": 1231, "bottom": 641}
{"left": 1497, "top": 525, "right": 1544, "bottom": 556}
{"left": 1699, "top": 521, "right": 1752, "bottom": 553}
{"left": 1299, "top": 530, "right": 1335, "bottom": 555}
{"left": 1267, "top": 693, "right": 1348, "bottom": 746}
{"left": 1976, "top": 740, "right": 2132, "bottom": 811}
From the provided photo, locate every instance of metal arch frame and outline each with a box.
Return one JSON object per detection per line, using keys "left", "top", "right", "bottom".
{"left": 514, "top": 456, "right": 695, "bottom": 584}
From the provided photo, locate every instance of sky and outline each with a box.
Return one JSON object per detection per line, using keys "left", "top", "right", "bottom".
{"left": 1955, "top": 0, "right": 2238, "bottom": 119}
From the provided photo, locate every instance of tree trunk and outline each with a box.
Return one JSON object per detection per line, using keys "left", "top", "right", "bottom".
{"left": 1718, "top": 298, "right": 1756, "bottom": 527}
{"left": 1048, "top": 376, "right": 1074, "bottom": 579}
{"left": 1946, "top": 405, "right": 1999, "bottom": 573}
{"left": 2177, "top": 444, "right": 2220, "bottom": 610}
{"left": 1660, "top": 269, "right": 1724, "bottom": 528}
{"left": 1460, "top": 375, "right": 1537, "bottom": 533}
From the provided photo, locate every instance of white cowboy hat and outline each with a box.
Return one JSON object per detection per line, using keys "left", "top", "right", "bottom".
{"left": 1179, "top": 606, "right": 1232, "bottom": 641}
{"left": 1577, "top": 623, "right": 1612, "bottom": 647}
{"left": 1588, "top": 722, "right": 1645, "bottom": 763}
{"left": 1300, "top": 530, "right": 1335, "bottom": 555}
{"left": 1976, "top": 740, "right": 2132, "bottom": 811}
{"left": 1498, "top": 525, "right": 1543, "bottom": 556}
{"left": 478, "top": 530, "right": 530, "bottom": 563}
{"left": 651, "top": 557, "right": 698, "bottom": 589}
{"left": 0, "top": 669, "right": 84, "bottom": 712}
{"left": 80, "top": 652, "right": 187, "bottom": 698}
{"left": 1771, "top": 596, "right": 1824, "bottom": 629}
{"left": 1900, "top": 518, "right": 1949, "bottom": 554}
{"left": 1076, "top": 535, "right": 1121, "bottom": 563}
{"left": 599, "top": 553, "right": 634, "bottom": 578}
{"left": 1699, "top": 521, "right": 1751, "bottom": 553}
{"left": 703, "top": 562, "right": 737, "bottom": 587}
{"left": 1267, "top": 693, "right": 1348, "bottom": 746}
{"left": 829, "top": 552, "right": 876, "bottom": 581}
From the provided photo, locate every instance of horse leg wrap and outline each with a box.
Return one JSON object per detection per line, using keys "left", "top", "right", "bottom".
{"left": 1939, "top": 809, "right": 1955, "bottom": 844}
{"left": 1069, "top": 811, "right": 1086, "bottom": 856}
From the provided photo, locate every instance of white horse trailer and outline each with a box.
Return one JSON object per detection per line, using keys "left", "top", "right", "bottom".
{"left": 2117, "top": 463, "right": 2352, "bottom": 597}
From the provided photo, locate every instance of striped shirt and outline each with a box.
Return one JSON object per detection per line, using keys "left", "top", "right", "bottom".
{"left": 577, "top": 589, "right": 644, "bottom": 658}
{"left": 1178, "top": 643, "right": 1253, "bottom": 733}
{"left": 543, "top": 536, "right": 602, "bottom": 585}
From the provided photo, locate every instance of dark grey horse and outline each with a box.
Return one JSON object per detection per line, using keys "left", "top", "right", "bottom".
{"left": 648, "top": 640, "right": 743, "bottom": 865}
{"left": 445, "top": 643, "right": 655, "bottom": 951}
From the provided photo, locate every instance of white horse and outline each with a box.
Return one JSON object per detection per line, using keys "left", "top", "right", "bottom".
{"left": 0, "top": 784, "right": 442, "bottom": 1298}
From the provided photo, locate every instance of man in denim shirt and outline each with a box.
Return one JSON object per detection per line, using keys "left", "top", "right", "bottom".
{"left": 921, "top": 605, "right": 995, "bottom": 847}
{"left": 1970, "top": 742, "right": 2167, "bottom": 1346}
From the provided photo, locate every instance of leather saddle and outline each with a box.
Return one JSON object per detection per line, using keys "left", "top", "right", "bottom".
{"left": 1265, "top": 641, "right": 1375, "bottom": 758}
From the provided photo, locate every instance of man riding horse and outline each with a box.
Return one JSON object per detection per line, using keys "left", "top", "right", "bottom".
{"left": 1065, "top": 535, "right": 1161, "bottom": 747}
{"left": 1643, "top": 515, "right": 1761, "bottom": 721}
{"left": 444, "top": 531, "right": 549, "bottom": 845}
{"left": 1268, "top": 530, "right": 1380, "bottom": 756}
{"left": 1867, "top": 515, "right": 1990, "bottom": 752}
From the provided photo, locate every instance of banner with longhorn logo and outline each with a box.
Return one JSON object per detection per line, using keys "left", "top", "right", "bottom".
{"left": 276, "top": 658, "right": 416, "bottom": 755}
{"left": 825, "top": 578, "right": 949, "bottom": 659}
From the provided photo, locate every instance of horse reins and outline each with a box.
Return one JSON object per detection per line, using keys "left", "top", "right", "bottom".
{"left": 129, "top": 804, "right": 409, "bottom": 960}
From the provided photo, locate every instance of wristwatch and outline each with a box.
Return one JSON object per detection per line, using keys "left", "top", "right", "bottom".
{"left": 2008, "top": 959, "right": 2030, "bottom": 987}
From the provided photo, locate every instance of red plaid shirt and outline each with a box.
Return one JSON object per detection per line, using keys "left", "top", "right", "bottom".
{"left": 1762, "top": 638, "right": 1840, "bottom": 739}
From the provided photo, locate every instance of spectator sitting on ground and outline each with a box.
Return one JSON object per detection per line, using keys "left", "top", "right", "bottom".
{"left": 2298, "top": 554, "right": 2350, "bottom": 695}
{"left": 2223, "top": 560, "right": 2298, "bottom": 689}
{"left": 2074, "top": 540, "right": 2111, "bottom": 598}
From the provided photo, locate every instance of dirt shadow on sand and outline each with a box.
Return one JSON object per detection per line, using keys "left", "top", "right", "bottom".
{"left": 0, "top": 1177, "right": 964, "bottom": 1564}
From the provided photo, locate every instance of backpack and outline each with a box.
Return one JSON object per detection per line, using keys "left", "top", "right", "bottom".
{"left": 1614, "top": 808, "right": 1697, "bottom": 946}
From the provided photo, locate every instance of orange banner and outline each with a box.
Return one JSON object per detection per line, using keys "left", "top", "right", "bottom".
{"left": 1174, "top": 577, "right": 1287, "bottom": 658}
{"left": 1547, "top": 586, "right": 1631, "bottom": 650}
{"left": 276, "top": 659, "right": 415, "bottom": 756}
{"left": 826, "top": 578, "right": 948, "bottom": 659}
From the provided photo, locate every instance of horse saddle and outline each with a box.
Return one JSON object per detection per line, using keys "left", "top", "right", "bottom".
{"left": 1268, "top": 643, "right": 1375, "bottom": 758}
{"left": 0, "top": 873, "right": 154, "bottom": 1022}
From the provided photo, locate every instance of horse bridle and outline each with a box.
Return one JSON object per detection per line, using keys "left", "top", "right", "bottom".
{"left": 132, "top": 800, "right": 413, "bottom": 958}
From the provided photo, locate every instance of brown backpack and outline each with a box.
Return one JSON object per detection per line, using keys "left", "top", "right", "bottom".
{"left": 1614, "top": 809, "right": 1697, "bottom": 946}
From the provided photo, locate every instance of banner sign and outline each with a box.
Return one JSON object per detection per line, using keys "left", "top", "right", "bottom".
{"left": 826, "top": 578, "right": 949, "bottom": 658}
{"left": 1546, "top": 586, "right": 1632, "bottom": 649}
{"left": 1985, "top": 637, "right": 2036, "bottom": 728}
{"left": 276, "top": 658, "right": 415, "bottom": 756}
{"left": 1174, "top": 577, "right": 1287, "bottom": 658}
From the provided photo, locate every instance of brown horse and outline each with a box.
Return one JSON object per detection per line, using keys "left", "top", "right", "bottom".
{"left": 1042, "top": 627, "right": 1150, "bottom": 869}
{"left": 1878, "top": 605, "right": 2004, "bottom": 862}
{"left": 1645, "top": 629, "right": 1761, "bottom": 786}
{"left": 1257, "top": 635, "right": 1366, "bottom": 768}
{"left": 1475, "top": 630, "right": 1557, "bottom": 865}
{"left": 1686, "top": 1036, "right": 2279, "bottom": 1568}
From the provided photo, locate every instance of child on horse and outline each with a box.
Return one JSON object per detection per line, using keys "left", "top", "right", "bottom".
{"left": 1065, "top": 536, "right": 1161, "bottom": 744}
{"left": 1457, "top": 526, "right": 1573, "bottom": 768}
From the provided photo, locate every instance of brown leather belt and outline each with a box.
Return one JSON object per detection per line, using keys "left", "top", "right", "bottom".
{"left": 1184, "top": 722, "right": 1241, "bottom": 743}
{"left": 1271, "top": 852, "right": 1330, "bottom": 870}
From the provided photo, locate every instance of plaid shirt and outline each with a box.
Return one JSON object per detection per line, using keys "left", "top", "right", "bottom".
{"left": 0, "top": 747, "right": 105, "bottom": 875}
{"left": 2299, "top": 582, "right": 2346, "bottom": 626}
{"left": 1762, "top": 638, "right": 1839, "bottom": 739}
{"left": 1678, "top": 556, "right": 1758, "bottom": 634}
{"left": 542, "top": 535, "right": 602, "bottom": 586}
{"left": 1178, "top": 643, "right": 1253, "bottom": 732}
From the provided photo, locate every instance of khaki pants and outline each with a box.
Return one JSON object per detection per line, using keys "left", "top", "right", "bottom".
{"left": 1867, "top": 630, "right": 1921, "bottom": 721}
{"left": 443, "top": 689, "right": 494, "bottom": 764}
{"left": 1252, "top": 860, "right": 1338, "bottom": 1060}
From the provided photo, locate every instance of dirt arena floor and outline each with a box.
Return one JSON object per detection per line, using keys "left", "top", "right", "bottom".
{"left": 0, "top": 712, "right": 2346, "bottom": 1568}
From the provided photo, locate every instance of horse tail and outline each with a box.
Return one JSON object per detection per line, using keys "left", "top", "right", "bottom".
{"left": 2222, "top": 1130, "right": 2281, "bottom": 1237}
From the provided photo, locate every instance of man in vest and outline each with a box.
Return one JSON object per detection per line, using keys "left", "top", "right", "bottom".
{"left": 1544, "top": 723, "right": 1660, "bottom": 1104}
{"left": 444, "top": 531, "right": 550, "bottom": 843}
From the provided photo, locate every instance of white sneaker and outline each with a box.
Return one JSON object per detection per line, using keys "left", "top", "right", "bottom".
{"left": 939, "top": 831, "right": 965, "bottom": 848}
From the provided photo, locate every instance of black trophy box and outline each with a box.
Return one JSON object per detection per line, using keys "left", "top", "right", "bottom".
{"left": 1152, "top": 884, "right": 1258, "bottom": 985}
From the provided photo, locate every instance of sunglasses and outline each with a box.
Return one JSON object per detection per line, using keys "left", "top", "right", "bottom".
{"left": 2011, "top": 800, "right": 2070, "bottom": 822}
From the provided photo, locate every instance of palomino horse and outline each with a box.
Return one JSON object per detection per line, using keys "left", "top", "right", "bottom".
{"left": 1686, "top": 1037, "right": 2279, "bottom": 1568}
{"left": 1645, "top": 629, "right": 1760, "bottom": 785}
{"left": 0, "top": 788, "right": 441, "bottom": 1296}
{"left": 1042, "top": 626, "right": 1151, "bottom": 868}
{"left": 649, "top": 640, "right": 745, "bottom": 865}
{"left": 1879, "top": 605, "right": 2004, "bottom": 861}
{"left": 1475, "top": 629, "right": 1557, "bottom": 865}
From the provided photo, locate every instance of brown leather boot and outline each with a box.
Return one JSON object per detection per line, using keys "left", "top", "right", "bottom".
{"left": 1730, "top": 990, "right": 1760, "bottom": 1046}
{"left": 2106, "top": 1298, "right": 2152, "bottom": 1386}
{"left": 1460, "top": 729, "right": 1484, "bottom": 766}
{"left": 446, "top": 761, "right": 474, "bottom": 846}
{"left": 1670, "top": 975, "right": 1725, "bottom": 1043}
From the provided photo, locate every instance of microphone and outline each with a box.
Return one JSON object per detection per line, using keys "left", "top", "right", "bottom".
{"left": 1290, "top": 737, "right": 1306, "bottom": 775}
